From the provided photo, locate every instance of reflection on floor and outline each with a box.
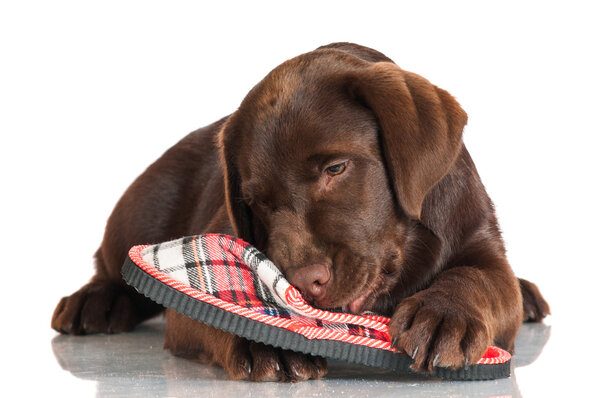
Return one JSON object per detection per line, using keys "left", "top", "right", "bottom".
{"left": 51, "top": 318, "right": 550, "bottom": 398}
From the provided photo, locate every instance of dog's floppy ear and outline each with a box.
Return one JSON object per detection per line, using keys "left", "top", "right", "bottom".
{"left": 217, "top": 117, "right": 257, "bottom": 245}
{"left": 218, "top": 116, "right": 269, "bottom": 248}
{"left": 347, "top": 62, "right": 467, "bottom": 220}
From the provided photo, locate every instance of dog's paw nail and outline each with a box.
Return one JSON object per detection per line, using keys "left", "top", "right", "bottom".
{"left": 391, "top": 337, "right": 398, "bottom": 348}
{"left": 411, "top": 346, "right": 419, "bottom": 359}
{"left": 274, "top": 362, "right": 280, "bottom": 372}
{"left": 433, "top": 354, "right": 440, "bottom": 368}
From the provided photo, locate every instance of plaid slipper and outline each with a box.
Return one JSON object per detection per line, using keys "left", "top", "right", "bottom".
{"left": 121, "top": 233, "right": 511, "bottom": 380}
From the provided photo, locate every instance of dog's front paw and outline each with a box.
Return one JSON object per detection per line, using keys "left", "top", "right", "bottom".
{"left": 51, "top": 282, "right": 140, "bottom": 335}
{"left": 389, "top": 291, "right": 492, "bottom": 373}
{"left": 223, "top": 338, "right": 327, "bottom": 382}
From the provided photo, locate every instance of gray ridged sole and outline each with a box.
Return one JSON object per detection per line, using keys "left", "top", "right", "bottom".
{"left": 122, "top": 258, "right": 510, "bottom": 380}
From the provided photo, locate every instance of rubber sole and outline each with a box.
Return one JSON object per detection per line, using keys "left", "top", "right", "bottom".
{"left": 122, "top": 258, "right": 510, "bottom": 380}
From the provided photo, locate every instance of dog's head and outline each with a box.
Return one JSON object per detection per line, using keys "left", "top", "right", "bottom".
{"left": 218, "top": 43, "right": 467, "bottom": 313}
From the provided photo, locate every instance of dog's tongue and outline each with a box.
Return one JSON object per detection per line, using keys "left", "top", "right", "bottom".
{"left": 348, "top": 293, "right": 368, "bottom": 314}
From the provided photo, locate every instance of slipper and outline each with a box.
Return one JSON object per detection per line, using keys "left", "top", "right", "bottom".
{"left": 122, "top": 233, "right": 511, "bottom": 380}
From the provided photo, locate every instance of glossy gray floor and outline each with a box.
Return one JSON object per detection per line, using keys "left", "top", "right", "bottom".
{"left": 49, "top": 318, "right": 550, "bottom": 398}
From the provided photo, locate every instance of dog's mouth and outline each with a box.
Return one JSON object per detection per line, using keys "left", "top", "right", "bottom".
{"left": 339, "top": 275, "right": 385, "bottom": 314}
{"left": 309, "top": 286, "right": 375, "bottom": 314}
{"left": 345, "top": 292, "right": 370, "bottom": 314}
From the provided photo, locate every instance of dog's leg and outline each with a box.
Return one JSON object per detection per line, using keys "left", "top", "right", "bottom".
{"left": 51, "top": 121, "right": 231, "bottom": 335}
{"left": 389, "top": 253, "right": 523, "bottom": 373}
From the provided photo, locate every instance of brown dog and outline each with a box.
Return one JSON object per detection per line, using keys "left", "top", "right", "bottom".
{"left": 51, "top": 43, "right": 549, "bottom": 381}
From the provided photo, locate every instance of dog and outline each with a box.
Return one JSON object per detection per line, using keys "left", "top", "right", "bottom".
{"left": 52, "top": 42, "right": 549, "bottom": 381}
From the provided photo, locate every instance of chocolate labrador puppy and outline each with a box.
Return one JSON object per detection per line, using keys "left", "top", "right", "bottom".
{"left": 52, "top": 43, "right": 549, "bottom": 381}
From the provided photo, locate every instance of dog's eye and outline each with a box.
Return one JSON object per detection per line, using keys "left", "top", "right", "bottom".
{"left": 325, "top": 162, "right": 348, "bottom": 176}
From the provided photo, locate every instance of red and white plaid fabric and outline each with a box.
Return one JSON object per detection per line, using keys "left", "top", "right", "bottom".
{"left": 128, "top": 233, "right": 510, "bottom": 365}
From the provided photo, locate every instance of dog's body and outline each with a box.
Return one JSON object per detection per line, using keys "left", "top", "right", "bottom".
{"left": 52, "top": 43, "right": 549, "bottom": 381}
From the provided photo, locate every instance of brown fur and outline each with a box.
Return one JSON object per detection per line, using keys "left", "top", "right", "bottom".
{"left": 52, "top": 43, "right": 549, "bottom": 380}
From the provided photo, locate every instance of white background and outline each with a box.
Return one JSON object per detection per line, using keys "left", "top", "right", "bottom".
{"left": 1, "top": 1, "right": 598, "bottom": 396}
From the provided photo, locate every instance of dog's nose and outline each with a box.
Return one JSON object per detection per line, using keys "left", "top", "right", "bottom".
{"left": 286, "top": 263, "right": 331, "bottom": 301}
